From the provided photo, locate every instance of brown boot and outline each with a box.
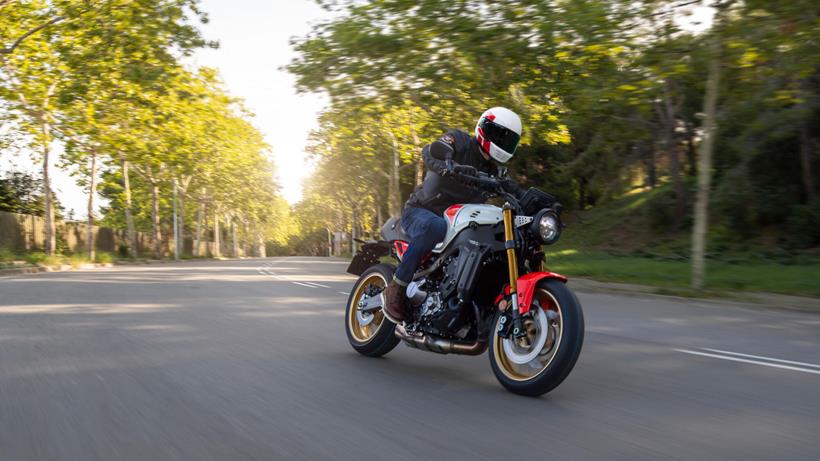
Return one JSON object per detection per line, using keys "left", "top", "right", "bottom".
{"left": 382, "top": 279, "right": 407, "bottom": 324}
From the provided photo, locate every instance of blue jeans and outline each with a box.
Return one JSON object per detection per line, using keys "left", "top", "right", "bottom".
{"left": 394, "top": 206, "right": 447, "bottom": 284}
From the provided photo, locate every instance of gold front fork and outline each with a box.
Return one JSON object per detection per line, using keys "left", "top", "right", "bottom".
{"left": 502, "top": 204, "right": 522, "bottom": 329}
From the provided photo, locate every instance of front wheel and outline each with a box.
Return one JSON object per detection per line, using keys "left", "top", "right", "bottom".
{"left": 489, "top": 279, "right": 584, "bottom": 396}
{"left": 345, "top": 264, "right": 400, "bottom": 357}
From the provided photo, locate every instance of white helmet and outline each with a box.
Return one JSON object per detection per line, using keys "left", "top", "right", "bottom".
{"left": 474, "top": 107, "right": 522, "bottom": 163}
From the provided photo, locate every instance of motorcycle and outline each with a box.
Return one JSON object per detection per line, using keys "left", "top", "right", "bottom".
{"left": 344, "top": 167, "right": 584, "bottom": 396}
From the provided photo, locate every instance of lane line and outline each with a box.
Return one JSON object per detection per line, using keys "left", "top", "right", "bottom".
{"left": 292, "top": 282, "right": 316, "bottom": 288}
{"left": 302, "top": 282, "right": 331, "bottom": 288}
{"left": 339, "top": 291, "right": 349, "bottom": 296}
{"left": 675, "top": 349, "right": 820, "bottom": 375}
{"left": 701, "top": 348, "right": 820, "bottom": 370}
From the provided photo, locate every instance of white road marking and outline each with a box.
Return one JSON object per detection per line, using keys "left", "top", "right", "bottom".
{"left": 701, "top": 348, "right": 820, "bottom": 370}
{"left": 339, "top": 291, "right": 349, "bottom": 296}
{"left": 292, "top": 282, "right": 316, "bottom": 288}
{"left": 302, "top": 282, "right": 331, "bottom": 288}
{"left": 256, "top": 266, "right": 285, "bottom": 280}
{"left": 675, "top": 349, "right": 820, "bottom": 375}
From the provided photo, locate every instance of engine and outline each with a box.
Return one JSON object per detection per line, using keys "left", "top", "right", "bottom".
{"left": 405, "top": 255, "right": 472, "bottom": 339}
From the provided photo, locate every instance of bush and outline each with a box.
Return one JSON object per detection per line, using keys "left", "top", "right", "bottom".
{"left": 0, "top": 247, "right": 15, "bottom": 262}
{"left": 785, "top": 198, "right": 820, "bottom": 248}
{"left": 95, "top": 252, "right": 114, "bottom": 264}
{"left": 714, "top": 167, "right": 757, "bottom": 238}
{"left": 645, "top": 189, "right": 680, "bottom": 232}
{"left": 24, "top": 252, "right": 48, "bottom": 265}
{"left": 68, "top": 254, "right": 90, "bottom": 268}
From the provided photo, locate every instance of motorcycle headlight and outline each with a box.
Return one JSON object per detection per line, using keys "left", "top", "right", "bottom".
{"left": 532, "top": 209, "right": 561, "bottom": 245}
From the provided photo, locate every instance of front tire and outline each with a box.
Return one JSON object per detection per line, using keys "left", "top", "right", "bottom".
{"left": 345, "top": 264, "right": 400, "bottom": 357}
{"left": 489, "top": 279, "right": 584, "bottom": 396}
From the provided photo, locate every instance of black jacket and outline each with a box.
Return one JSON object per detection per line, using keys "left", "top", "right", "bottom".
{"left": 406, "top": 129, "right": 521, "bottom": 216}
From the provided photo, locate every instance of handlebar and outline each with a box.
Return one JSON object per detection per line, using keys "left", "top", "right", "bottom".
{"left": 446, "top": 167, "right": 521, "bottom": 210}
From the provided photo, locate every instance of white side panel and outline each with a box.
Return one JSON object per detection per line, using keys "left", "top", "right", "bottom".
{"left": 433, "top": 204, "right": 503, "bottom": 253}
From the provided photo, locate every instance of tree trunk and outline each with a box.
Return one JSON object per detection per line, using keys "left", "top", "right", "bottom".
{"left": 644, "top": 138, "right": 657, "bottom": 189}
{"left": 230, "top": 214, "right": 239, "bottom": 258}
{"left": 121, "top": 158, "right": 138, "bottom": 258}
{"left": 799, "top": 115, "right": 815, "bottom": 202}
{"left": 411, "top": 126, "right": 424, "bottom": 186}
{"left": 376, "top": 195, "right": 383, "bottom": 231}
{"left": 194, "top": 192, "right": 205, "bottom": 257}
{"left": 86, "top": 150, "right": 97, "bottom": 260}
{"left": 172, "top": 178, "right": 179, "bottom": 261}
{"left": 691, "top": 27, "right": 723, "bottom": 291}
{"left": 658, "top": 94, "right": 686, "bottom": 225}
{"left": 685, "top": 123, "right": 697, "bottom": 176}
{"left": 242, "top": 218, "right": 250, "bottom": 257}
{"left": 388, "top": 130, "right": 401, "bottom": 217}
{"left": 213, "top": 208, "right": 220, "bottom": 258}
{"left": 350, "top": 206, "right": 357, "bottom": 255}
{"left": 41, "top": 119, "right": 55, "bottom": 256}
{"left": 578, "top": 175, "right": 587, "bottom": 209}
{"left": 150, "top": 182, "right": 162, "bottom": 259}
{"left": 256, "top": 223, "right": 266, "bottom": 258}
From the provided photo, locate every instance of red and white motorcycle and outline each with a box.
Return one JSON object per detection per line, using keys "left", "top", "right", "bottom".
{"left": 345, "top": 170, "right": 584, "bottom": 396}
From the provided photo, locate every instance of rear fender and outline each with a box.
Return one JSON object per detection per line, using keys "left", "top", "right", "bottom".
{"left": 347, "top": 241, "right": 392, "bottom": 276}
{"left": 517, "top": 271, "right": 568, "bottom": 314}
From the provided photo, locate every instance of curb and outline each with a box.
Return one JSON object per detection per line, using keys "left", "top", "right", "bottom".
{"left": 0, "top": 266, "right": 46, "bottom": 276}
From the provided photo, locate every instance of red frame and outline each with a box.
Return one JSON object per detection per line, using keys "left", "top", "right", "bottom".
{"left": 394, "top": 240, "right": 409, "bottom": 259}
{"left": 516, "top": 271, "right": 568, "bottom": 314}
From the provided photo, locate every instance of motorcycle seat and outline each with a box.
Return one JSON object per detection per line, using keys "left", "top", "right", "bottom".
{"left": 381, "top": 216, "right": 410, "bottom": 242}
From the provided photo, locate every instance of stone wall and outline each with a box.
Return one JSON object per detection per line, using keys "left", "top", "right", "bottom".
{"left": 0, "top": 210, "right": 223, "bottom": 257}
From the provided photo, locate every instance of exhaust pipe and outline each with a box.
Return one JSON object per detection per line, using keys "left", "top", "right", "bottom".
{"left": 394, "top": 324, "right": 488, "bottom": 356}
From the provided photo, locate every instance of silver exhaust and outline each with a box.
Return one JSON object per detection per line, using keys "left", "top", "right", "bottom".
{"left": 394, "top": 323, "right": 488, "bottom": 356}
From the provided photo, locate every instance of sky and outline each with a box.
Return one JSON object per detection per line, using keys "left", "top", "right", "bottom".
{"left": 1, "top": 0, "right": 331, "bottom": 218}
{"left": 189, "top": 0, "right": 331, "bottom": 203}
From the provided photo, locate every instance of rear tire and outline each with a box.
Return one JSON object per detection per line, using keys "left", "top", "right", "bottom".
{"left": 489, "top": 279, "right": 584, "bottom": 396}
{"left": 345, "top": 264, "right": 400, "bottom": 357}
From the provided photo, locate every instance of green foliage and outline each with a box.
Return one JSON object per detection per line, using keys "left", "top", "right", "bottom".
{"left": 287, "top": 0, "right": 819, "bottom": 267}
{"left": 0, "top": 171, "right": 45, "bottom": 215}
{"left": 645, "top": 188, "right": 684, "bottom": 233}
{"left": 95, "top": 252, "right": 114, "bottom": 264}
{"left": 68, "top": 253, "right": 89, "bottom": 268}
{"left": 713, "top": 167, "right": 758, "bottom": 238}
{"left": 0, "top": 247, "right": 15, "bottom": 262}
{"left": 1, "top": 1, "right": 293, "bottom": 258}
{"left": 22, "top": 251, "right": 43, "bottom": 264}
{"left": 786, "top": 199, "right": 820, "bottom": 249}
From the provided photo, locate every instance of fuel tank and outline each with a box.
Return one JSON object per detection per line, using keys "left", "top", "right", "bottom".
{"left": 433, "top": 204, "right": 503, "bottom": 253}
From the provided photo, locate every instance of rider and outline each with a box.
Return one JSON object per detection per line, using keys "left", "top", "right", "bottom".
{"left": 383, "top": 107, "right": 525, "bottom": 324}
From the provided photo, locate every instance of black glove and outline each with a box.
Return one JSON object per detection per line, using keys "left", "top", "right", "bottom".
{"left": 499, "top": 177, "right": 524, "bottom": 198}
{"left": 453, "top": 164, "right": 478, "bottom": 176}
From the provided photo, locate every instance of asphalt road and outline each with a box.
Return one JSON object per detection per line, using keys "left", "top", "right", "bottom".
{"left": 1, "top": 257, "right": 818, "bottom": 460}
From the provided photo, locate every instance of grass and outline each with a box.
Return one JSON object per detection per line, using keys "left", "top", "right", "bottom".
{"left": 544, "top": 250, "right": 820, "bottom": 297}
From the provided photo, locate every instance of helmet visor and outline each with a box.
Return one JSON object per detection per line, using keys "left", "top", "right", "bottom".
{"left": 479, "top": 119, "right": 520, "bottom": 154}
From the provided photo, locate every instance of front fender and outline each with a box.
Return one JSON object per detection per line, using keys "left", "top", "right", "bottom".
{"left": 517, "top": 271, "right": 568, "bottom": 314}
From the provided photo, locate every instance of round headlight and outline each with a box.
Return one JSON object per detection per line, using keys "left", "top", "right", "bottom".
{"left": 535, "top": 211, "right": 561, "bottom": 244}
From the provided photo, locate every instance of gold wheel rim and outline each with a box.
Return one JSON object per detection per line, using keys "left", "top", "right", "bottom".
{"left": 493, "top": 288, "right": 563, "bottom": 382}
{"left": 347, "top": 273, "right": 387, "bottom": 344}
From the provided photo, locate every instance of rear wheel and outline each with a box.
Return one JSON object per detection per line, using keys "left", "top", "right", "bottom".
{"left": 345, "top": 264, "right": 400, "bottom": 357}
{"left": 489, "top": 279, "right": 584, "bottom": 396}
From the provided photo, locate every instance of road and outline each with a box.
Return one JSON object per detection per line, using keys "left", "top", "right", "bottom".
{"left": 1, "top": 257, "right": 818, "bottom": 460}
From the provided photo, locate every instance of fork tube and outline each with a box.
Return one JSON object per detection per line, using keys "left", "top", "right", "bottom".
{"left": 502, "top": 204, "right": 521, "bottom": 323}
